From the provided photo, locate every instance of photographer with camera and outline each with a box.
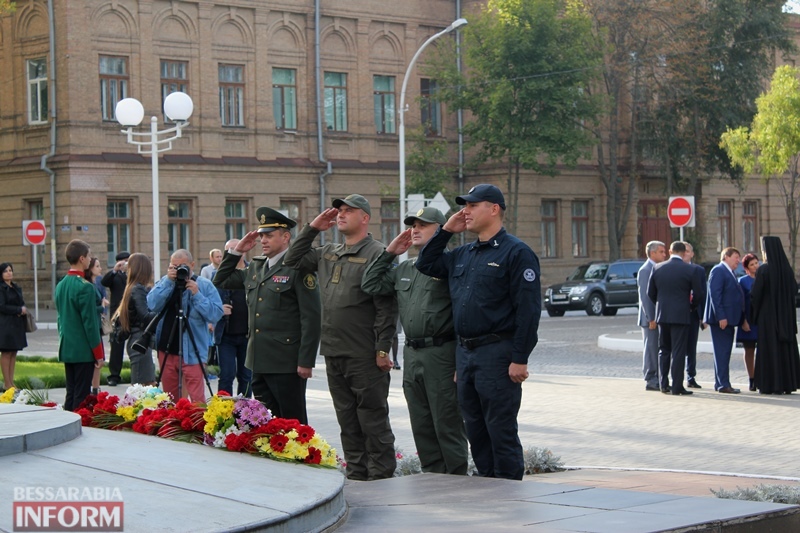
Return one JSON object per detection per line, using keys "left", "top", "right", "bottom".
{"left": 147, "top": 249, "right": 224, "bottom": 402}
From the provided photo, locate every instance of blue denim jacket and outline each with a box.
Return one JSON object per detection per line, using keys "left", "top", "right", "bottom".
{"left": 147, "top": 275, "right": 224, "bottom": 365}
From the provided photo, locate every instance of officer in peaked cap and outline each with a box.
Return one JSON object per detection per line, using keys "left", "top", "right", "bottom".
{"left": 362, "top": 205, "right": 469, "bottom": 475}
{"left": 256, "top": 206, "right": 297, "bottom": 234}
{"left": 213, "top": 206, "right": 321, "bottom": 424}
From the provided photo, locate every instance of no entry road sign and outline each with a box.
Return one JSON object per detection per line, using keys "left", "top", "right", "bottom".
{"left": 23, "top": 220, "right": 47, "bottom": 246}
{"left": 667, "top": 196, "right": 695, "bottom": 228}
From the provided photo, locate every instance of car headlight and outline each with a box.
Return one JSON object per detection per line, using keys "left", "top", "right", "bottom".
{"left": 545, "top": 288, "right": 552, "bottom": 297}
{"left": 569, "top": 285, "right": 588, "bottom": 296}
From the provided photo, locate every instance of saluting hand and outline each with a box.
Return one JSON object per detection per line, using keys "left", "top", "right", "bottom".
{"left": 386, "top": 228, "right": 413, "bottom": 255}
{"left": 310, "top": 208, "right": 339, "bottom": 231}
{"left": 442, "top": 210, "right": 467, "bottom": 234}
{"left": 236, "top": 231, "right": 260, "bottom": 254}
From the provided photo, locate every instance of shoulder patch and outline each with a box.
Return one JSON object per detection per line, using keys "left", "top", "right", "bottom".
{"left": 347, "top": 257, "right": 368, "bottom": 264}
{"left": 523, "top": 269, "right": 536, "bottom": 282}
{"left": 304, "top": 273, "right": 317, "bottom": 289}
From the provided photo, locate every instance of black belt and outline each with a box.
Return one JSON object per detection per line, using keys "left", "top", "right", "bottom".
{"left": 458, "top": 332, "right": 514, "bottom": 350}
{"left": 405, "top": 335, "right": 456, "bottom": 349}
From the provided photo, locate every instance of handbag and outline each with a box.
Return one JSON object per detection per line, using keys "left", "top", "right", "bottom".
{"left": 101, "top": 314, "right": 113, "bottom": 336}
{"left": 207, "top": 344, "right": 219, "bottom": 366}
{"left": 25, "top": 313, "right": 37, "bottom": 333}
{"left": 109, "top": 315, "right": 130, "bottom": 344}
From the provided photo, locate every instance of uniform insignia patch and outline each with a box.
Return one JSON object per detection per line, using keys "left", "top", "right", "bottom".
{"left": 260, "top": 214, "right": 266, "bottom": 224}
{"left": 417, "top": 208, "right": 424, "bottom": 216}
{"left": 272, "top": 275, "right": 290, "bottom": 284}
{"left": 304, "top": 274, "right": 317, "bottom": 289}
{"left": 331, "top": 264, "right": 342, "bottom": 284}
{"left": 488, "top": 262, "right": 500, "bottom": 267}
{"left": 523, "top": 269, "right": 536, "bottom": 282}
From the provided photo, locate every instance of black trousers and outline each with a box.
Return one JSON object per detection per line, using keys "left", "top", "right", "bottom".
{"left": 64, "top": 361, "right": 95, "bottom": 411}
{"left": 251, "top": 372, "right": 308, "bottom": 424}
{"left": 658, "top": 323, "right": 689, "bottom": 392}
{"left": 108, "top": 339, "right": 125, "bottom": 381}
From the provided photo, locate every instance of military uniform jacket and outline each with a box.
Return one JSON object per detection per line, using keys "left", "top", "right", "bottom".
{"left": 416, "top": 227, "right": 541, "bottom": 364}
{"left": 55, "top": 273, "right": 102, "bottom": 364}
{"left": 283, "top": 225, "right": 397, "bottom": 357}
{"left": 214, "top": 251, "right": 321, "bottom": 373}
{"left": 362, "top": 251, "right": 454, "bottom": 340}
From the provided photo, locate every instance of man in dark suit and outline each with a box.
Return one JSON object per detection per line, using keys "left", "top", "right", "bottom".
{"left": 703, "top": 247, "right": 746, "bottom": 394}
{"left": 648, "top": 241, "right": 706, "bottom": 395}
{"left": 682, "top": 242, "right": 706, "bottom": 389}
{"left": 638, "top": 240, "right": 666, "bottom": 391}
{"left": 101, "top": 251, "right": 130, "bottom": 387}
{"left": 214, "top": 207, "right": 322, "bottom": 422}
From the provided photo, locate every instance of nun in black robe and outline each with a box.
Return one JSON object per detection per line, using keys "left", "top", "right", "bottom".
{"left": 751, "top": 236, "right": 800, "bottom": 394}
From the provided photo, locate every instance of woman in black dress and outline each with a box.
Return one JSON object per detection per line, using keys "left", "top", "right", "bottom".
{"left": 0, "top": 263, "right": 28, "bottom": 391}
{"left": 751, "top": 236, "right": 800, "bottom": 394}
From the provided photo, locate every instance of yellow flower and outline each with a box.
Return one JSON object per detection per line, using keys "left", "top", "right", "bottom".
{"left": 202, "top": 396, "right": 235, "bottom": 434}
{"left": 116, "top": 406, "right": 137, "bottom": 422}
{"left": 0, "top": 387, "right": 15, "bottom": 403}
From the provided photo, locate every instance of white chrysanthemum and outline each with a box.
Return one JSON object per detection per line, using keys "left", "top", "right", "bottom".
{"left": 212, "top": 424, "right": 245, "bottom": 448}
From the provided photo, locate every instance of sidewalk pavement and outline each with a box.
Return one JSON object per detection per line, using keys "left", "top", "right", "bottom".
{"left": 14, "top": 312, "right": 800, "bottom": 496}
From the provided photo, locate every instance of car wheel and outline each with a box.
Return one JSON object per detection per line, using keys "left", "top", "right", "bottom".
{"left": 585, "top": 294, "right": 605, "bottom": 316}
{"left": 546, "top": 308, "right": 565, "bottom": 317}
{"left": 602, "top": 307, "right": 618, "bottom": 316}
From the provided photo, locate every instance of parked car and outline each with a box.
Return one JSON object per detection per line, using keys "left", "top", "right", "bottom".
{"left": 544, "top": 259, "right": 645, "bottom": 317}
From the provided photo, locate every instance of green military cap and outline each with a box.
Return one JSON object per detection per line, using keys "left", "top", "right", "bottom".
{"left": 255, "top": 207, "right": 296, "bottom": 233}
{"left": 332, "top": 194, "right": 371, "bottom": 216}
{"left": 404, "top": 206, "right": 446, "bottom": 226}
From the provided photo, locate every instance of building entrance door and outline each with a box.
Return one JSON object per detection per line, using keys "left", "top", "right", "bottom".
{"left": 638, "top": 200, "right": 672, "bottom": 256}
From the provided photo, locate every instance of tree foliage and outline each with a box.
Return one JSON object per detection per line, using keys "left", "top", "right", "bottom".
{"left": 0, "top": 1, "right": 16, "bottom": 15}
{"left": 720, "top": 66, "right": 800, "bottom": 270}
{"left": 406, "top": 127, "right": 454, "bottom": 209}
{"left": 427, "top": 0, "right": 603, "bottom": 233}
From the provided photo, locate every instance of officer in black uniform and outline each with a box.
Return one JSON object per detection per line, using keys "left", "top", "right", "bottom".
{"left": 416, "top": 184, "right": 541, "bottom": 480}
{"left": 213, "top": 207, "right": 321, "bottom": 423}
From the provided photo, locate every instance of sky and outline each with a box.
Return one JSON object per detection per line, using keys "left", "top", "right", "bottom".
{"left": 787, "top": 1, "right": 800, "bottom": 13}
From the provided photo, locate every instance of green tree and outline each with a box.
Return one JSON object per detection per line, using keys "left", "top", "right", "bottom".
{"left": 0, "top": 1, "right": 16, "bottom": 15}
{"left": 428, "top": 0, "right": 603, "bottom": 233}
{"left": 406, "top": 127, "right": 454, "bottom": 210}
{"left": 720, "top": 66, "right": 800, "bottom": 270}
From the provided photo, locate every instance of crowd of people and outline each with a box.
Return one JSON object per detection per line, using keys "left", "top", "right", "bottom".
{"left": 0, "top": 184, "right": 541, "bottom": 483}
{"left": 639, "top": 236, "right": 800, "bottom": 396}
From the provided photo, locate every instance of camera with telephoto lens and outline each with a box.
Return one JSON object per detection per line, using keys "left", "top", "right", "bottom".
{"left": 175, "top": 264, "right": 191, "bottom": 289}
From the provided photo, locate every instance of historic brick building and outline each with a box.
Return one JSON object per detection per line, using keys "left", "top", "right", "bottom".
{"left": 0, "top": 0, "right": 794, "bottom": 305}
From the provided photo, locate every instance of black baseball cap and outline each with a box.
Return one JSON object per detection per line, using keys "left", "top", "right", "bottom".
{"left": 455, "top": 184, "right": 506, "bottom": 210}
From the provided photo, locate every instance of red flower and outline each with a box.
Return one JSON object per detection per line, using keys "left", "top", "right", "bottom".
{"left": 180, "top": 417, "right": 194, "bottom": 431}
{"left": 264, "top": 418, "right": 300, "bottom": 435}
{"left": 76, "top": 394, "right": 98, "bottom": 412}
{"left": 175, "top": 398, "right": 193, "bottom": 410}
{"left": 40, "top": 402, "right": 57, "bottom": 408}
{"left": 295, "top": 424, "right": 315, "bottom": 444}
{"left": 217, "top": 390, "right": 231, "bottom": 397}
{"left": 75, "top": 408, "right": 93, "bottom": 426}
{"left": 269, "top": 434, "right": 289, "bottom": 453}
{"left": 305, "top": 446, "right": 322, "bottom": 464}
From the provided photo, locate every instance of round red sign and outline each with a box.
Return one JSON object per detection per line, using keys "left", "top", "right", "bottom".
{"left": 24, "top": 220, "right": 47, "bottom": 245}
{"left": 667, "top": 197, "right": 693, "bottom": 227}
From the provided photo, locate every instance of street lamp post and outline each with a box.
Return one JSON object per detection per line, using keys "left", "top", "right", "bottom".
{"left": 398, "top": 18, "right": 467, "bottom": 250}
{"left": 115, "top": 92, "right": 193, "bottom": 280}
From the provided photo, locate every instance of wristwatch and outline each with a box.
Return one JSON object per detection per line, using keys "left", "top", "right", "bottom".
{"left": 377, "top": 350, "right": 388, "bottom": 358}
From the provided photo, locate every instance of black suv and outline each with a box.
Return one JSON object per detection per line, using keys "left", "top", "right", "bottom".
{"left": 544, "top": 259, "right": 645, "bottom": 317}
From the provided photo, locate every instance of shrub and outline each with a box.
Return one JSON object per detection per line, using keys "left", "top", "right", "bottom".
{"left": 393, "top": 446, "right": 563, "bottom": 477}
{"left": 712, "top": 484, "right": 800, "bottom": 505}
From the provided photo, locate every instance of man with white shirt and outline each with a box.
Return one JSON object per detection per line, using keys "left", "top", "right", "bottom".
{"left": 213, "top": 207, "right": 321, "bottom": 422}
{"left": 703, "top": 247, "right": 746, "bottom": 394}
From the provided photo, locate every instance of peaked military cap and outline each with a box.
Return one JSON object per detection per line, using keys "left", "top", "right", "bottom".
{"left": 404, "top": 206, "right": 446, "bottom": 226}
{"left": 332, "top": 194, "right": 371, "bottom": 216}
{"left": 256, "top": 207, "right": 296, "bottom": 233}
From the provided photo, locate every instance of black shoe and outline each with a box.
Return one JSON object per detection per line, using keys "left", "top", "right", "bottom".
{"left": 646, "top": 385, "right": 661, "bottom": 391}
{"left": 672, "top": 388, "right": 693, "bottom": 395}
{"left": 718, "top": 387, "right": 740, "bottom": 394}
{"left": 687, "top": 378, "right": 701, "bottom": 389}
{"left": 393, "top": 360, "right": 401, "bottom": 370}
{"left": 107, "top": 379, "right": 118, "bottom": 387}
{"left": 661, "top": 388, "right": 670, "bottom": 394}
{"left": 749, "top": 378, "right": 756, "bottom": 392}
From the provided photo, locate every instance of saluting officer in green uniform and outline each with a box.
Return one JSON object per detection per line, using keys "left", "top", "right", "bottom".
{"left": 284, "top": 194, "right": 398, "bottom": 481}
{"left": 213, "top": 207, "right": 321, "bottom": 424}
{"left": 362, "top": 207, "right": 468, "bottom": 475}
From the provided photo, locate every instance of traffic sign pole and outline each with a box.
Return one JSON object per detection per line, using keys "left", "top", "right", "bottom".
{"left": 33, "top": 245, "right": 39, "bottom": 321}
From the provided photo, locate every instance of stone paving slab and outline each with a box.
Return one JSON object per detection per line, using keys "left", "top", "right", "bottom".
{"left": 0, "top": 405, "right": 81, "bottom": 456}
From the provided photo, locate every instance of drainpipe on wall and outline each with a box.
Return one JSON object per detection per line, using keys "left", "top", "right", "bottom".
{"left": 315, "top": 0, "right": 332, "bottom": 245}
{"left": 40, "top": 0, "right": 58, "bottom": 301}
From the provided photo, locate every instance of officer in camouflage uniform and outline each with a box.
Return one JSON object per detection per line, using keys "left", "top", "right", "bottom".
{"left": 362, "top": 206, "right": 468, "bottom": 475}
{"left": 213, "top": 207, "right": 321, "bottom": 424}
{"left": 284, "top": 194, "right": 398, "bottom": 481}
